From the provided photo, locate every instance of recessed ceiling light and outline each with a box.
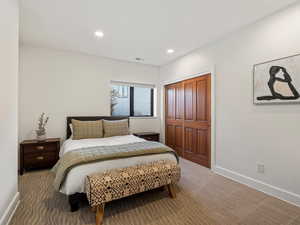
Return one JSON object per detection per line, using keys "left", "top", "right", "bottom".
{"left": 167, "top": 49, "right": 175, "bottom": 54}
{"left": 94, "top": 30, "right": 104, "bottom": 38}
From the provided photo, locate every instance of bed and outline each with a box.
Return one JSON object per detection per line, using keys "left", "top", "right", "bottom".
{"left": 56, "top": 116, "right": 178, "bottom": 211}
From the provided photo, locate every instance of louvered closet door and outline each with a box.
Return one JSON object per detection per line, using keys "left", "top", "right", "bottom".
{"left": 165, "top": 74, "right": 211, "bottom": 168}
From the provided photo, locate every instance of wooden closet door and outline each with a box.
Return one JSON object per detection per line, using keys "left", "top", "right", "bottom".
{"left": 183, "top": 75, "right": 211, "bottom": 168}
{"left": 165, "top": 74, "right": 211, "bottom": 168}
{"left": 165, "top": 82, "right": 184, "bottom": 157}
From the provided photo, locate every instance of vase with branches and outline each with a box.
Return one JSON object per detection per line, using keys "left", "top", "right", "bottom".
{"left": 36, "top": 113, "right": 49, "bottom": 141}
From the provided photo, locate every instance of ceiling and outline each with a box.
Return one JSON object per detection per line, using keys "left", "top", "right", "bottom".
{"left": 20, "top": 0, "right": 297, "bottom": 66}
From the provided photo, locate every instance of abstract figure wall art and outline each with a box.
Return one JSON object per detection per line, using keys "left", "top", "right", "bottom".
{"left": 254, "top": 54, "right": 300, "bottom": 104}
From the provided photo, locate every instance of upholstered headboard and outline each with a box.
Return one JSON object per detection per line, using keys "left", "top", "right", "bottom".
{"left": 66, "top": 116, "right": 129, "bottom": 139}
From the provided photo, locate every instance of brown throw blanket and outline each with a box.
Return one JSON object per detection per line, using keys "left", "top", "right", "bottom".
{"left": 52, "top": 141, "right": 179, "bottom": 191}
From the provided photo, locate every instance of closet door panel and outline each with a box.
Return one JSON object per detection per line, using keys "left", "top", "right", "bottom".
{"left": 184, "top": 81, "right": 194, "bottom": 121}
{"left": 195, "top": 128, "right": 207, "bottom": 155}
{"left": 175, "top": 84, "right": 184, "bottom": 120}
{"left": 165, "top": 124, "right": 175, "bottom": 148}
{"left": 184, "top": 127, "right": 194, "bottom": 153}
{"left": 166, "top": 86, "right": 175, "bottom": 120}
{"left": 174, "top": 125, "right": 183, "bottom": 156}
{"left": 196, "top": 79, "right": 207, "bottom": 122}
{"left": 182, "top": 74, "right": 211, "bottom": 168}
{"left": 165, "top": 83, "right": 183, "bottom": 156}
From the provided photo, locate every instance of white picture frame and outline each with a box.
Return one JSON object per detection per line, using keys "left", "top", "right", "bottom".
{"left": 253, "top": 54, "right": 300, "bottom": 104}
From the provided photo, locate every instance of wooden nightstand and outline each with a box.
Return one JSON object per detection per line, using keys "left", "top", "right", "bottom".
{"left": 20, "top": 138, "right": 60, "bottom": 175}
{"left": 133, "top": 132, "right": 160, "bottom": 142}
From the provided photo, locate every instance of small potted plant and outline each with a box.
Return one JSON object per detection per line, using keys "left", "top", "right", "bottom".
{"left": 36, "top": 113, "right": 49, "bottom": 141}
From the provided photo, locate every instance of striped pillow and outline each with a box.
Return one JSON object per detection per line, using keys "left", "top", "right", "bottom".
{"left": 72, "top": 119, "right": 103, "bottom": 140}
{"left": 103, "top": 119, "right": 129, "bottom": 137}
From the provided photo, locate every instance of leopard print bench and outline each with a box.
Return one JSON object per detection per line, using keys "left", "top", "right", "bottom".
{"left": 85, "top": 160, "right": 181, "bottom": 225}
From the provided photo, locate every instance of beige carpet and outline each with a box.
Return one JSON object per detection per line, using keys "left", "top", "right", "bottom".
{"left": 10, "top": 158, "right": 300, "bottom": 225}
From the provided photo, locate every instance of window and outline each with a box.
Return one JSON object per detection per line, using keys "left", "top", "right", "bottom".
{"left": 114, "top": 85, "right": 128, "bottom": 98}
{"left": 111, "top": 82, "right": 154, "bottom": 117}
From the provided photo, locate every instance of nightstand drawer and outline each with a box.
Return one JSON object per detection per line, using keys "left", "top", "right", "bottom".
{"left": 23, "top": 142, "right": 57, "bottom": 155}
{"left": 24, "top": 152, "right": 57, "bottom": 169}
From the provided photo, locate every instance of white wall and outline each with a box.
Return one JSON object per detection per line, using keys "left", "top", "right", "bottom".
{"left": 19, "top": 46, "right": 160, "bottom": 141}
{"left": 159, "top": 3, "right": 300, "bottom": 204}
{"left": 0, "top": 0, "right": 19, "bottom": 223}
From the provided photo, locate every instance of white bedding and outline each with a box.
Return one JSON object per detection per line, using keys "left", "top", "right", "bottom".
{"left": 59, "top": 135, "right": 177, "bottom": 195}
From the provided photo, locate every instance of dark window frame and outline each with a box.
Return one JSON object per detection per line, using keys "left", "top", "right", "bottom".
{"left": 112, "top": 86, "right": 154, "bottom": 117}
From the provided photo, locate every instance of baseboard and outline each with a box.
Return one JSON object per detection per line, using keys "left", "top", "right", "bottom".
{"left": 0, "top": 192, "right": 20, "bottom": 225}
{"left": 213, "top": 166, "right": 300, "bottom": 207}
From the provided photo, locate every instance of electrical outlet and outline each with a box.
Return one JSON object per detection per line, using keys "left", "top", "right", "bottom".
{"left": 257, "top": 164, "right": 265, "bottom": 174}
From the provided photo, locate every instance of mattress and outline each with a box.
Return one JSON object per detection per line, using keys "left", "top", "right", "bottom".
{"left": 59, "top": 135, "right": 177, "bottom": 195}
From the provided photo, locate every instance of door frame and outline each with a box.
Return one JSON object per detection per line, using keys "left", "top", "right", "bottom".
{"left": 160, "top": 66, "right": 216, "bottom": 170}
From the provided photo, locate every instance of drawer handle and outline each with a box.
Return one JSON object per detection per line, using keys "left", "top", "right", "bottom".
{"left": 36, "top": 146, "right": 44, "bottom": 150}
{"left": 36, "top": 156, "right": 44, "bottom": 160}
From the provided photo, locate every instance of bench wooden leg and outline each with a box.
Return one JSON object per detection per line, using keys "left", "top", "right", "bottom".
{"left": 167, "top": 184, "right": 176, "bottom": 199}
{"left": 95, "top": 204, "right": 105, "bottom": 225}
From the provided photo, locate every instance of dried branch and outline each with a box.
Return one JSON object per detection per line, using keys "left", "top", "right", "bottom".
{"left": 36, "top": 113, "right": 49, "bottom": 136}
{"left": 111, "top": 89, "right": 120, "bottom": 114}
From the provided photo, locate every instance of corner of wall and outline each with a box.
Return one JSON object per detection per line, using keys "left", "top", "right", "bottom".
{"left": 0, "top": 192, "right": 20, "bottom": 225}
